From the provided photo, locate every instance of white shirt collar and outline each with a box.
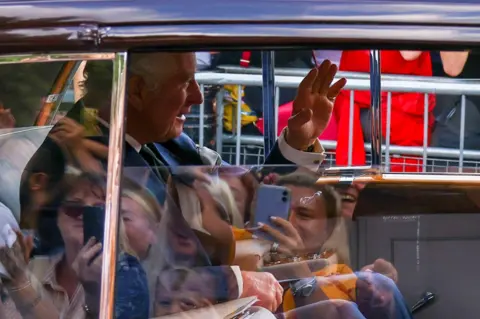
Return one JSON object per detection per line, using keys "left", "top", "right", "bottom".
{"left": 96, "top": 117, "right": 142, "bottom": 152}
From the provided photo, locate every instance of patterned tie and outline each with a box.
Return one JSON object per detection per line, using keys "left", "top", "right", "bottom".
{"left": 139, "top": 144, "right": 169, "bottom": 182}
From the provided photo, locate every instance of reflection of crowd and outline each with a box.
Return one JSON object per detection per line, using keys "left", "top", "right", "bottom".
{"left": 230, "top": 171, "right": 405, "bottom": 318}
{"left": 334, "top": 50, "right": 436, "bottom": 171}
{"left": 432, "top": 51, "right": 480, "bottom": 154}
{"left": 0, "top": 51, "right": 414, "bottom": 319}
{"left": 198, "top": 50, "right": 479, "bottom": 171}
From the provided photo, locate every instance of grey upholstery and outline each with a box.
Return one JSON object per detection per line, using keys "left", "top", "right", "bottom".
{"left": 351, "top": 183, "right": 480, "bottom": 319}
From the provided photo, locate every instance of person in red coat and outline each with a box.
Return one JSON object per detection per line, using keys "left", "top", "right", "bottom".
{"left": 333, "top": 50, "right": 435, "bottom": 172}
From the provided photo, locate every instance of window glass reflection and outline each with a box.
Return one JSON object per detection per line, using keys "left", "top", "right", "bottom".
{"left": 1, "top": 48, "right": 479, "bottom": 319}
{"left": 112, "top": 49, "right": 418, "bottom": 319}
{"left": 0, "top": 58, "right": 150, "bottom": 319}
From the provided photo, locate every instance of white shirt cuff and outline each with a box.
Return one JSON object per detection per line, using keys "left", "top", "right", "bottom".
{"left": 277, "top": 128, "right": 326, "bottom": 172}
{"left": 231, "top": 266, "right": 243, "bottom": 298}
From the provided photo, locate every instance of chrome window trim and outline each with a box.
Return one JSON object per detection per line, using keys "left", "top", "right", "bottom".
{"left": 100, "top": 51, "right": 128, "bottom": 319}
{"left": 0, "top": 53, "right": 115, "bottom": 65}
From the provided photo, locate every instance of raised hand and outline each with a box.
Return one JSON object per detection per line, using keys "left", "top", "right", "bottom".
{"left": 286, "top": 60, "right": 346, "bottom": 150}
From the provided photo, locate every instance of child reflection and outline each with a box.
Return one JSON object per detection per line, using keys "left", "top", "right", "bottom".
{"left": 154, "top": 268, "right": 214, "bottom": 316}
{"left": 149, "top": 175, "right": 254, "bottom": 317}
{"left": 166, "top": 220, "right": 199, "bottom": 261}
{"left": 150, "top": 220, "right": 219, "bottom": 316}
{"left": 118, "top": 178, "right": 187, "bottom": 317}
{"left": 121, "top": 175, "right": 213, "bottom": 316}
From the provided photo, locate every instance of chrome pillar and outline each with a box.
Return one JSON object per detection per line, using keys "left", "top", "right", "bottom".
{"left": 99, "top": 52, "right": 128, "bottom": 319}
{"left": 261, "top": 51, "right": 276, "bottom": 157}
{"left": 215, "top": 89, "right": 224, "bottom": 154}
{"left": 235, "top": 85, "right": 242, "bottom": 165}
{"left": 459, "top": 95, "right": 466, "bottom": 172}
{"left": 369, "top": 50, "right": 382, "bottom": 167}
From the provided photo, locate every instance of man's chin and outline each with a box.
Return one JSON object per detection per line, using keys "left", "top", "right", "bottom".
{"left": 162, "top": 127, "right": 184, "bottom": 141}
{"left": 174, "top": 127, "right": 184, "bottom": 138}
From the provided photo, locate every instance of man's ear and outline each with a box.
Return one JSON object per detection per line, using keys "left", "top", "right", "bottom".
{"left": 29, "top": 173, "right": 49, "bottom": 191}
{"left": 127, "top": 75, "right": 145, "bottom": 112}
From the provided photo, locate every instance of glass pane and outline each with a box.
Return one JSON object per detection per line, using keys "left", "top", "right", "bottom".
{"left": 111, "top": 49, "right": 480, "bottom": 319}
{"left": 119, "top": 163, "right": 425, "bottom": 319}
{"left": 0, "top": 57, "right": 118, "bottom": 318}
{"left": 105, "top": 50, "right": 462, "bottom": 318}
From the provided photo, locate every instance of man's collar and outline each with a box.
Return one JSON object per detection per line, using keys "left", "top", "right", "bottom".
{"left": 96, "top": 117, "right": 142, "bottom": 152}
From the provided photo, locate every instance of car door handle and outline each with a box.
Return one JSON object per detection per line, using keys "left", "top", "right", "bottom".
{"left": 411, "top": 291, "right": 436, "bottom": 314}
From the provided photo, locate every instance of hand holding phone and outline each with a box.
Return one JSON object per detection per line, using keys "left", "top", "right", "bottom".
{"left": 72, "top": 237, "right": 103, "bottom": 299}
{"left": 251, "top": 185, "right": 291, "bottom": 242}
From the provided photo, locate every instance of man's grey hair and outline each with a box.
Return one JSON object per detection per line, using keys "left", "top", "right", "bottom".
{"left": 129, "top": 52, "right": 183, "bottom": 90}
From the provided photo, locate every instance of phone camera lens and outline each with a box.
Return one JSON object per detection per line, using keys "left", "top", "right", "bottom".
{"left": 283, "top": 191, "right": 288, "bottom": 196}
{"left": 282, "top": 196, "right": 288, "bottom": 202}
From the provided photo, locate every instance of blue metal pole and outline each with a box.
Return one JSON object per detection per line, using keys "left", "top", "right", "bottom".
{"left": 261, "top": 51, "right": 276, "bottom": 157}
{"left": 369, "top": 50, "right": 382, "bottom": 167}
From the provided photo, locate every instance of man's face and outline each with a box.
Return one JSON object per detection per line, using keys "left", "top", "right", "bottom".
{"left": 128, "top": 52, "right": 203, "bottom": 142}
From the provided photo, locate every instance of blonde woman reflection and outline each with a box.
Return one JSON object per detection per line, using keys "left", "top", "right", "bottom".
{"left": 121, "top": 178, "right": 162, "bottom": 261}
{"left": 119, "top": 178, "right": 167, "bottom": 317}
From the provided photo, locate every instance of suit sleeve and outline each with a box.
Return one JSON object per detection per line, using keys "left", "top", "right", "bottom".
{"left": 264, "top": 128, "right": 325, "bottom": 172}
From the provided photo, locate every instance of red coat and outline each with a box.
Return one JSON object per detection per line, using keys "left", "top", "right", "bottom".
{"left": 333, "top": 51, "right": 435, "bottom": 172}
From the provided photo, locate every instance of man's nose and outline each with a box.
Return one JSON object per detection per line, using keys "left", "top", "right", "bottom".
{"left": 189, "top": 81, "right": 204, "bottom": 105}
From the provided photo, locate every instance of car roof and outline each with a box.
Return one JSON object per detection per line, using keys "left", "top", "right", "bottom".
{"left": 2, "top": 0, "right": 480, "bottom": 54}
{"left": 2, "top": 0, "right": 480, "bottom": 26}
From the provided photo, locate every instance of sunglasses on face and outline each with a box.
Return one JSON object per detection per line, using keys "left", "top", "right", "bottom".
{"left": 61, "top": 202, "right": 105, "bottom": 219}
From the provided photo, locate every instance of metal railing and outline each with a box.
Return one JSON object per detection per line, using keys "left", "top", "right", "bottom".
{"left": 194, "top": 69, "right": 480, "bottom": 172}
